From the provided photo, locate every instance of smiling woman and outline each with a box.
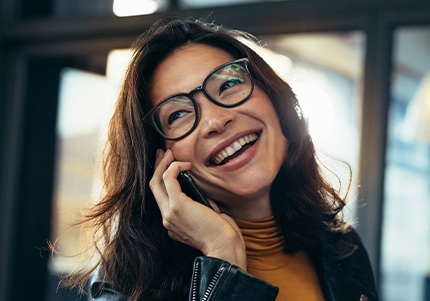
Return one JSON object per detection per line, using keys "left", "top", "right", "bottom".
{"left": 62, "top": 18, "right": 378, "bottom": 301}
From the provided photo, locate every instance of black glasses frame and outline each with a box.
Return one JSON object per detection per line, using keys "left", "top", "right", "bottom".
{"left": 144, "top": 58, "right": 254, "bottom": 140}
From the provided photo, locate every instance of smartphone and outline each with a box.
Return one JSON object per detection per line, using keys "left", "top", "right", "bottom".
{"left": 177, "top": 171, "right": 213, "bottom": 210}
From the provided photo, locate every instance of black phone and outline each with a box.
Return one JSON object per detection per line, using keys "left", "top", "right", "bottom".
{"left": 177, "top": 171, "right": 213, "bottom": 210}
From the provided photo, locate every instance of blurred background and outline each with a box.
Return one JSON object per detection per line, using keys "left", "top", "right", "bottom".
{"left": 0, "top": 0, "right": 429, "bottom": 300}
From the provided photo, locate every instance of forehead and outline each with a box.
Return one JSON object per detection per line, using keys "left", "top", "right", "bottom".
{"left": 150, "top": 43, "right": 235, "bottom": 105}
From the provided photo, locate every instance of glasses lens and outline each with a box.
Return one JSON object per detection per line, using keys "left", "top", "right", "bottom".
{"left": 153, "top": 95, "right": 196, "bottom": 139}
{"left": 205, "top": 62, "right": 252, "bottom": 106}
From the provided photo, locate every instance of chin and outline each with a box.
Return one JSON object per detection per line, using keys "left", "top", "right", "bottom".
{"left": 216, "top": 178, "right": 273, "bottom": 200}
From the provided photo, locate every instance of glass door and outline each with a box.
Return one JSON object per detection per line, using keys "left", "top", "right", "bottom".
{"left": 381, "top": 25, "right": 430, "bottom": 301}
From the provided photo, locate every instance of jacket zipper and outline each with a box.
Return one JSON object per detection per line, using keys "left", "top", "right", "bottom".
{"left": 201, "top": 266, "right": 225, "bottom": 301}
{"left": 191, "top": 261, "right": 200, "bottom": 301}
{"left": 191, "top": 261, "right": 225, "bottom": 301}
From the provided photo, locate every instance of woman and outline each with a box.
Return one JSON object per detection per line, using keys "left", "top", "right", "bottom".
{"left": 79, "top": 18, "right": 377, "bottom": 300}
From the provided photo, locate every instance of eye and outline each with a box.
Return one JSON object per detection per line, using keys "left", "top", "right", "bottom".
{"left": 219, "top": 78, "right": 243, "bottom": 94}
{"left": 168, "top": 110, "right": 188, "bottom": 125}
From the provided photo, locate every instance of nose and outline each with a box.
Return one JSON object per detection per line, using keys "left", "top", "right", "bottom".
{"left": 196, "top": 94, "right": 236, "bottom": 137}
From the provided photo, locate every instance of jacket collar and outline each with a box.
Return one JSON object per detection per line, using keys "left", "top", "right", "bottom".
{"left": 312, "top": 229, "right": 378, "bottom": 301}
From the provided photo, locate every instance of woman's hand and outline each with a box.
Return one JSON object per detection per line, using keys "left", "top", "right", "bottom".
{"left": 149, "top": 149, "right": 247, "bottom": 271}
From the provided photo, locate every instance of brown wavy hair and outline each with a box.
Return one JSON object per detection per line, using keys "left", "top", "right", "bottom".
{"left": 68, "top": 17, "right": 350, "bottom": 301}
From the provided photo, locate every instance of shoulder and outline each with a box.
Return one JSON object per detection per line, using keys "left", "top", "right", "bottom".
{"left": 323, "top": 227, "right": 374, "bottom": 274}
{"left": 328, "top": 227, "right": 366, "bottom": 256}
{"left": 90, "top": 267, "right": 129, "bottom": 301}
{"left": 318, "top": 227, "right": 378, "bottom": 300}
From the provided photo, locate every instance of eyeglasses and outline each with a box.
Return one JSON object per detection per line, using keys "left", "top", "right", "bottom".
{"left": 145, "top": 58, "right": 254, "bottom": 140}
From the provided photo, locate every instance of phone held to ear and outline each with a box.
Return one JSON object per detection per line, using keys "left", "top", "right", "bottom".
{"left": 177, "top": 171, "right": 214, "bottom": 210}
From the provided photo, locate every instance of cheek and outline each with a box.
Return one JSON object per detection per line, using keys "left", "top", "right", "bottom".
{"left": 279, "top": 137, "right": 288, "bottom": 163}
{"left": 165, "top": 140, "right": 174, "bottom": 150}
{"left": 168, "top": 140, "right": 196, "bottom": 162}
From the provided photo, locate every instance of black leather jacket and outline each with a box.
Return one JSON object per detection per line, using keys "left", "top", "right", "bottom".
{"left": 90, "top": 229, "right": 377, "bottom": 301}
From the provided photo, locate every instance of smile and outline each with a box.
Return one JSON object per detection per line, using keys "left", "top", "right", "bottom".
{"left": 210, "top": 133, "right": 259, "bottom": 165}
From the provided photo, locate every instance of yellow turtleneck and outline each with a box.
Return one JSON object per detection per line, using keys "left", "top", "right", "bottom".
{"left": 233, "top": 216, "right": 325, "bottom": 301}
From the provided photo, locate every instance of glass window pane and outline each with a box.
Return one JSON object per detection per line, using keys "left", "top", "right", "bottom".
{"left": 261, "top": 32, "right": 365, "bottom": 221}
{"left": 50, "top": 50, "right": 132, "bottom": 274}
{"left": 381, "top": 25, "right": 430, "bottom": 301}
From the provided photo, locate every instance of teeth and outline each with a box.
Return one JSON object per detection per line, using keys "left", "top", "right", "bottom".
{"left": 212, "top": 133, "right": 258, "bottom": 165}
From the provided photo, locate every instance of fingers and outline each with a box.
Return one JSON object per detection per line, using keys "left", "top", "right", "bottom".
{"left": 148, "top": 149, "right": 246, "bottom": 266}
{"left": 149, "top": 149, "right": 169, "bottom": 214}
{"left": 150, "top": 149, "right": 208, "bottom": 249}
{"left": 149, "top": 148, "right": 191, "bottom": 214}
{"left": 153, "top": 149, "right": 191, "bottom": 179}
{"left": 208, "top": 199, "right": 221, "bottom": 214}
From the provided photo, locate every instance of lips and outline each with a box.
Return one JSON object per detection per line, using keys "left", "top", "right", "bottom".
{"left": 209, "top": 132, "right": 259, "bottom": 166}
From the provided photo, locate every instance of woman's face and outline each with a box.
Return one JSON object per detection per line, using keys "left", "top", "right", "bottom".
{"left": 150, "top": 43, "right": 288, "bottom": 216}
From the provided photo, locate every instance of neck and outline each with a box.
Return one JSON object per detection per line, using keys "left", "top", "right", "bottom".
{"left": 217, "top": 193, "right": 272, "bottom": 220}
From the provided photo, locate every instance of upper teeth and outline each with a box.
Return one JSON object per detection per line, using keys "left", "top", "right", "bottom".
{"left": 212, "top": 133, "right": 258, "bottom": 164}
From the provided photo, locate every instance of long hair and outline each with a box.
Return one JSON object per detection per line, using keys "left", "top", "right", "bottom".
{"left": 71, "top": 17, "right": 350, "bottom": 300}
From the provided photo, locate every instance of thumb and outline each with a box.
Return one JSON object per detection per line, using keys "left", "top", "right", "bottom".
{"left": 220, "top": 213, "right": 242, "bottom": 236}
{"left": 208, "top": 199, "right": 221, "bottom": 213}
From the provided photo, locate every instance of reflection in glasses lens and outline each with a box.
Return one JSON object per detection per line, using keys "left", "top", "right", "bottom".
{"left": 148, "top": 58, "right": 253, "bottom": 140}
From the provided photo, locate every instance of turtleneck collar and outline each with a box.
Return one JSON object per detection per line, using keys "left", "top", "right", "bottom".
{"left": 233, "top": 216, "right": 287, "bottom": 263}
{"left": 232, "top": 216, "right": 325, "bottom": 300}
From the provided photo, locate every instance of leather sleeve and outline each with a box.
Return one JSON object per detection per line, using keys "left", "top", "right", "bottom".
{"left": 190, "top": 256, "right": 279, "bottom": 301}
{"left": 89, "top": 269, "right": 128, "bottom": 301}
{"left": 89, "top": 256, "right": 278, "bottom": 301}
